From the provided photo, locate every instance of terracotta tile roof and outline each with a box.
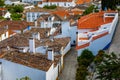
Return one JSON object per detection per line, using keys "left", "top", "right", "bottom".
{"left": 0, "top": 20, "right": 29, "bottom": 30}
{"left": 39, "top": 37, "right": 70, "bottom": 51}
{"left": 92, "top": 32, "right": 109, "bottom": 41}
{"left": 30, "top": 28, "right": 51, "bottom": 39}
{"left": 76, "top": 42, "right": 90, "bottom": 50}
{"left": 78, "top": 11, "right": 114, "bottom": 29}
{"left": 37, "top": 14, "right": 62, "bottom": 22}
{"left": 52, "top": 10, "right": 70, "bottom": 19}
{"left": 1, "top": 51, "right": 61, "bottom": 71}
{"left": 0, "top": 28, "right": 55, "bottom": 48}
{"left": 76, "top": 0, "right": 91, "bottom": 4}
{"left": 0, "top": 8, "right": 6, "bottom": 11}
{"left": 0, "top": 32, "right": 41, "bottom": 48}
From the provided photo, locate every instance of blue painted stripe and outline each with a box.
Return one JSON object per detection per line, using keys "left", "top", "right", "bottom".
{"left": 103, "top": 42, "right": 111, "bottom": 50}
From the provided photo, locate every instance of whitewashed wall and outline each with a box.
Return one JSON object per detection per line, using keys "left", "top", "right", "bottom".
{"left": 63, "top": 41, "right": 71, "bottom": 55}
{"left": 69, "top": 26, "right": 77, "bottom": 45}
{"left": 38, "top": 2, "right": 75, "bottom": 8}
{"left": 26, "top": 12, "right": 49, "bottom": 22}
{"left": 0, "top": 59, "right": 46, "bottom": 80}
{"left": 0, "top": 31, "right": 9, "bottom": 41}
{"left": 46, "top": 64, "right": 58, "bottom": 80}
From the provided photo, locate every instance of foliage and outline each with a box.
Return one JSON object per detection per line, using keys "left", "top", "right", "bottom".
{"left": 77, "top": 49, "right": 95, "bottom": 67}
{"left": 83, "top": 5, "right": 95, "bottom": 15}
{"left": 0, "top": 0, "right": 4, "bottom": 7}
{"left": 96, "top": 52, "right": 120, "bottom": 80}
{"left": 76, "top": 49, "right": 95, "bottom": 80}
{"left": 5, "top": 5, "right": 23, "bottom": 13}
{"left": 17, "top": 76, "right": 31, "bottom": 80}
{"left": 76, "top": 65, "right": 88, "bottom": 80}
{"left": 43, "top": 5, "right": 57, "bottom": 9}
{"left": 12, "top": 5, "right": 24, "bottom": 13}
{"left": 101, "top": 0, "right": 117, "bottom": 10}
{"left": 5, "top": 5, "right": 23, "bottom": 20}
{"left": 0, "top": 16, "right": 4, "bottom": 19}
{"left": 94, "top": 50, "right": 105, "bottom": 64}
{"left": 11, "top": 13, "right": 22, "bottom": 20}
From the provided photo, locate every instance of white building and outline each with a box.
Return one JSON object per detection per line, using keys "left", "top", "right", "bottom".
{"left": 38, "top": 0, "right": 75, "bottom": 7}
{"left": 0, "top": 49, "right": 61, "bottom": 80}
{"left": 0, "top": 28, "right": 9, "bottom": 41}
{"left": 37, "top": 13, "right": 77, "bottom": 46}
{"left": 76, "top": 11, "right": 118, "bottom": 56}
{"left": 0, "top": 27, "right": 71, "bottom": 80}
{"left": 26, "top": 9, "right": 49, "bottom": 22}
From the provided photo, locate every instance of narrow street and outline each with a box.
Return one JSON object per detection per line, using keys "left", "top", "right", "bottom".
{"left": 59, "top": 47, "right": 78, "bottom": 80}
{"left": 109, "top": 12, "right": 120, "bottom": 55}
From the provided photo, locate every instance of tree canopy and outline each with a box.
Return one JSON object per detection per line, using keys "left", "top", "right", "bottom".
{"left": 101, "top": 0, "right": 118, "bottom": 10}
{"left": 0, "top": 0, "right": 4, "bottom": 7}
{"left": 96, "top": 52, "right": 120, "bottom": 80}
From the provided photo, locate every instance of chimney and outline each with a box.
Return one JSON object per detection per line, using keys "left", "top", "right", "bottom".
{"left": 32, "top": 32, "right": 40, "bottom": 40}
{"left": 47, "top": 48, "right": 54, "bottom": 61}
{"left": 29, "top": 38, "right": 35, "bottom": 53}
{"left": 34, "top": 20, "right": 37, "bottom": 27}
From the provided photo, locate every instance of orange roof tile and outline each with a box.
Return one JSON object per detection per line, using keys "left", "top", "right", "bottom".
{"left": 76, "top": 42, "right": 90, "bottom": 50}
{"left": 44, "top": 0, "right": 72, "bottom": 2}
{"left": 78, "top": 11, "right": 114, "bottom": 29}
{"left": 52, "top": 10, "right": 69, "bottom": 18}
{"left": 76, "top": 0, "right": 91, "bottom": 4}
{"left": 92, "top": 32, "right": 109, "bottom": 41}
{"left": 0, "top": 8, "right": 6, "bottom": 11}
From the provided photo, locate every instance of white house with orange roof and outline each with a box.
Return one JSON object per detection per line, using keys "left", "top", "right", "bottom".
{"left": 76, "top": 11, "right": 118, "bottom": 56}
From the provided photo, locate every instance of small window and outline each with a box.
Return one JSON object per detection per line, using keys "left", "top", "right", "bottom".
{"left": 64, "top": 3, "right": 66, "bottom": 6}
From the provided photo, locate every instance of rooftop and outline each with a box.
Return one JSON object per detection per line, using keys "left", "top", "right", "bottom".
{"left": 76, "top": 0, "right": 91, "bottom": 4}
{"left": 0, "top": 50, "right": 61, "bottom": 71}
{"left": 78, "top": 11, "right": 114, "bottom": 29}
{"left": 0, "top": 20, "right": 29, "bottom": 30}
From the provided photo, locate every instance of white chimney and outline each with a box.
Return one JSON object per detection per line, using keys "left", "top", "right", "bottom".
{"left": 34, "top": 20, "right": 37, "bottom": 27}
{"left": 32, "top": 32, "right": 40, "bottom": 40}
{"left": 29, "top": 38, "right": 35, "bottom": 53}
{"left": 47, "top": 48, "right": 54, "bottom": 61}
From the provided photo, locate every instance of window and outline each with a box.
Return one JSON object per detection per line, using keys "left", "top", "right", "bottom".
{"left": 27, "top": 13, "right": 30, "bottom": 17}
{"left": 64, "top": 3, "right": 66, "bottom": 6}
{"left": 32, "top": 13, "right": 35, "bottom": 17}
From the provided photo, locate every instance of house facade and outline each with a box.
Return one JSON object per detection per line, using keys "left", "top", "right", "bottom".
{"left": 76, "top": 11, "right": 118, "bottom": 56}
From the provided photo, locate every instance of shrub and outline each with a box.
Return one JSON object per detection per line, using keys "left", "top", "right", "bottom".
{"left": 43, "top": 5, "right": 57, "bottom": 9}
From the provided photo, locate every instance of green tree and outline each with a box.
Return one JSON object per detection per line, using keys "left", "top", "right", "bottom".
{"left": 12, "top": 5, "right": 24, "bottom": 13}
{"left": 77, "top": 49, "right": 95, "bottom": 66}
{"left": 96, "top": 52, "right": 120, "bottom": 80}
{"left": 0, "top": 0, "right": 4, "bottom": 7}
{"left": 11, "top": 13, "right": 22, "bottom": 20}
{"left": 101, "top": 0, "right": 117, "bottom": 10}
{"left": 83, "top": 5, "right": 95, "bottom": 15}
{"left": 76, "top": 65, "right": 88, "bottom": 80}
{"left": 17, "top": 76, "right": 31, "bottom": 80}
{"left": 94, "top": 50, "right": 105, "bottom": 64}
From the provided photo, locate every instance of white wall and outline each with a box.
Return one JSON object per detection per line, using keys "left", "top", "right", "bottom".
{"left": 61, "top": 21, "right": 70, "bottom": 37}
{"left": 63, "top": 41, "right": 71, "bottom": 55}
{"left": 26, "top": 12, "right": 49, "bottom": 22}
{"left": 0, "top": 59, "right": 46, "bottom": 80}
{"left": 38, "top": 2, "right": 75, "bottom": 8}
{"left": 69, "top": 26, "right": 77, "bottom": 45}
{"left": 0, "top": 31, "right": 9, "bottom": 41}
